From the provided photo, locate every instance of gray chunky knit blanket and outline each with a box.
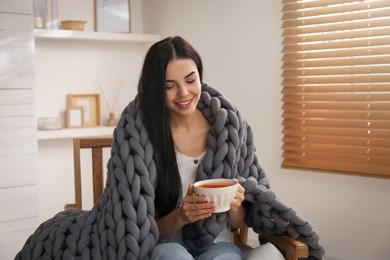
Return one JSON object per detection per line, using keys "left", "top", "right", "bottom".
{"left": 16, "top": 83, "right": 324, "bottom": 260}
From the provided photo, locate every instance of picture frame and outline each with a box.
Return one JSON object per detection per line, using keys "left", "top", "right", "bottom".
{"left": 94, "top": 0, "right": 131, "bottom": 33}
{"left": 65, "top": 106, "right": 84, "bottom": 128}
{"left": 67, "top": 94, "right": 101, "bottom": 127}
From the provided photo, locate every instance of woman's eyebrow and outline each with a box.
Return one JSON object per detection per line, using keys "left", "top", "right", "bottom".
{"left": 184, "top": 71, "right": 196, "bottom": 79}
{"left": 166, "top": 71, "right": 196, "bottom": 82}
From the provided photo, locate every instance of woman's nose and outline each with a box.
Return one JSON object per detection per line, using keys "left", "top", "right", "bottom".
{"left": 177, "top": 85, "right": 188, "bottom": 97}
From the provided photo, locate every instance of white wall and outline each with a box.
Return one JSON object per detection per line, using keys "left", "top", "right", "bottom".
{"left": 0, "top": 0, "right": 39, "bottom": 259}
{"left": 142, "top": 1, "right": 390, "bottom": 260}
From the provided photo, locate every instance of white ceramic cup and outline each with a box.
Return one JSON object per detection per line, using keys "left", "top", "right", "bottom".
{"left": 193, "top": 178, "right": 238, "bottom": 213}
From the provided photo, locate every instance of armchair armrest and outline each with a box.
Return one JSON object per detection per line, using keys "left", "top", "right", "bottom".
{"left": 260, "top": 233, "right": 309, "bottom": 260}
{"left": 233, "top": 224, "right": 309, "bottom": 260}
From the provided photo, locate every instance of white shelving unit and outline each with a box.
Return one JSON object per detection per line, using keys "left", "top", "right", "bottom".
{"left": 37, "top": 126, "right": 115, "bottom": 140}
{"left": 34, "top": 29, "right": 160, "bottom": 141}
{"left": 34, "top": 29, "right": 161, "bottom": 43}
{"left": 33, "top": 3, "right": 158, "bottom": 228}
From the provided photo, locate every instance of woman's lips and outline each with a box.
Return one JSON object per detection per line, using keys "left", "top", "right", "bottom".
{"left": 175, "top": 98, "right": 193, "bottom": 108}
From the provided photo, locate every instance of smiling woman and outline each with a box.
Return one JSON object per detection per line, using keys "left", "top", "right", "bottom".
{"left": 16, "top": 36, "right": 323, "bottom": 260}
{"left": 164, "top": 59, "right": 202, "bottom": 117}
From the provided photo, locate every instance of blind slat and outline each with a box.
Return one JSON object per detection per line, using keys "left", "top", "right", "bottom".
{"left": 283, "top": 75, "right": 390, "bottom": 85}
{"left": 283, "top": 135, "right": 390, "bottom": 148}
{"left": 282, "top": 8, "right": 390, "bottom": 28}
{"left": 283, "top": 118, "right": 390, "bottom": 131}
{"left": 283, "top": 93, "right": 390, "bottom": 102}
{"left": 282, "top": 1, "right": 390, "bottom": 20}
{"left": 282, "top": 0, "right": 357, "bottom": 11}
{"left": 282, "top": 100, "right": 390, "bottom": 110}
{"left": 282, "top": 84, "right": 390, "bottom": 93}
{"left": 282, "top": 126, "right": 390, "bottom": 138}
{"left": 283, "top": 55, "right": 390, "bottom": 68}
{"left": 283, "top": 110, "right": 390, "bottom": 120}
{"left": 283, "top": 17, "right": 390, "bottom": 36}
{"left": 282, "top": 65, "right": 390, "bottom": 77}
{"left": 283, "top": 37, "right": 390, "bottom": 52}
{"left": 283, "top": 27, "right": 390, "bottom": 45}
{"left": 283, "top": 46, "right": 390, "bottom": 61}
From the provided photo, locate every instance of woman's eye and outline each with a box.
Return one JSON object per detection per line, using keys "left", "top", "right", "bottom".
{"left": 165, "top": 84, "right": 175, "bottom": 89}
{"left": 187, "top": 79, "right": 195, "bottom": 84}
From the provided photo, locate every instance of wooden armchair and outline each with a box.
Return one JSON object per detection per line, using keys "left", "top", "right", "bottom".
{"left": 65, "top": 137, "right": 309, "bottom": 260}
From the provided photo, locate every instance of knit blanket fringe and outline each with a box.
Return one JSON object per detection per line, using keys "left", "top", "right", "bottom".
{"left": 15, "top": 83, "right": 325, "bottom": 260}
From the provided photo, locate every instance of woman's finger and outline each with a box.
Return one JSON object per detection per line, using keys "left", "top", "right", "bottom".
{"left": 180, "top": 191, "right": 215, "bottom": 223}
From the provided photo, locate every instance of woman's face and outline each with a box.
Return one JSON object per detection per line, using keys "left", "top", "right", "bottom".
{"left": 164, "top": 58, "right": 202, "bottom": 117}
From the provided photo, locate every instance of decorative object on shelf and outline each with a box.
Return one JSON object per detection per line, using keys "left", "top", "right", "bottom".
{"left": 94, "top": 78, "right": 124, "bottom": 126}
{"left": 65, "top": 106, "right": 84, "bottom": 128}
{"left": 67, "top": 94, "right": 101, "bottom": 127}
{"left": 33, "top": 0, "right": 47, "bottom": 29}
{"left": 107, "top": 112, "right": 117, "bottom": 126}
{"left": 60, "top": 20, "right": 87, "bottom": 31}
{"left": 37, "top": 117, "right": 63, "bottom": 130}
{"left": 34, "top": 13, "right": 44, "bottom": 28}
{"left": 94, "top": 0, "right": 131, "bottom": 33}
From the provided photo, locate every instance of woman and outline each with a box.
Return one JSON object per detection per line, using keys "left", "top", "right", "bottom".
{"left": 138, "top": 36, "right": 285, "bottom": 260}
{"left": 15, "top": 36, "right": 323, "bottom": 260}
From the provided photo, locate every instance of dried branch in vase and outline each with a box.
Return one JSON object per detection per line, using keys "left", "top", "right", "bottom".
{"left": 94, "top": 78, "right": 124, "bottom": 126}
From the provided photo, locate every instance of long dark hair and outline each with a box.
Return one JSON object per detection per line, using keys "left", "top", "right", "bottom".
{"left": 138, "top": 36, "right": 203, "bottom": 218}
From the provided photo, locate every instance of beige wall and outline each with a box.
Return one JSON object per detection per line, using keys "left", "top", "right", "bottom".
{"left": 142, "top": 1, "right": 390, "bottom": 260}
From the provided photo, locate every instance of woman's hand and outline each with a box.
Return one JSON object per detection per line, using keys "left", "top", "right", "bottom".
{"left": 156, "top": 184, "right": 215, "bottom": 240}
{"left": 228, "top": 183, "right": 246, "bottom": 229}
{"left": 230, "top": 183, "right": 245, "bottom": 212}
{"left": 178, "top": 184, "right": 216, "bottom": 224}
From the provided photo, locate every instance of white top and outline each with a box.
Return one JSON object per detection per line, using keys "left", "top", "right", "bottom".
{"left": 159, "top": 150, "right": 232, "bottom": 246}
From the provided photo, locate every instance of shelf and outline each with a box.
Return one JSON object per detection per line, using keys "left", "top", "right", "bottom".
{"left": 37, "top": 126, "right": 115, "bottom": 140}
{"left": 34, "top": 29, "right": 161, "bottom": 43}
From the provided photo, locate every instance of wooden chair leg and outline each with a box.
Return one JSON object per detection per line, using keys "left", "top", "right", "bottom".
{"left": 73, "top": 138, "right": 82, "bottom": 209}
{"left": 65, "top": 139, "right": 82, "bottom": 210}
{"left": 232, "top": 223, "right": 249, "bottom": 244}
{"left": 91, "top": 147, "right": 104, "bottom": 204}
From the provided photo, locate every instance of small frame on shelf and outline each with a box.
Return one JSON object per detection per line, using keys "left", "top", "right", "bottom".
{"left": 67, "top": 94, "right": 101, "bottom": 127}
{"left": 94, "top": 0, "right": 131, "bottom": 33}
{"left": 66, "top": 106, "right": 84, "bottom": 128}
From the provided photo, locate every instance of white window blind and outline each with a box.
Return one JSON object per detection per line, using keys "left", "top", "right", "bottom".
{"left": 281, "top": 0, "right": 390, "bottom": 178}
